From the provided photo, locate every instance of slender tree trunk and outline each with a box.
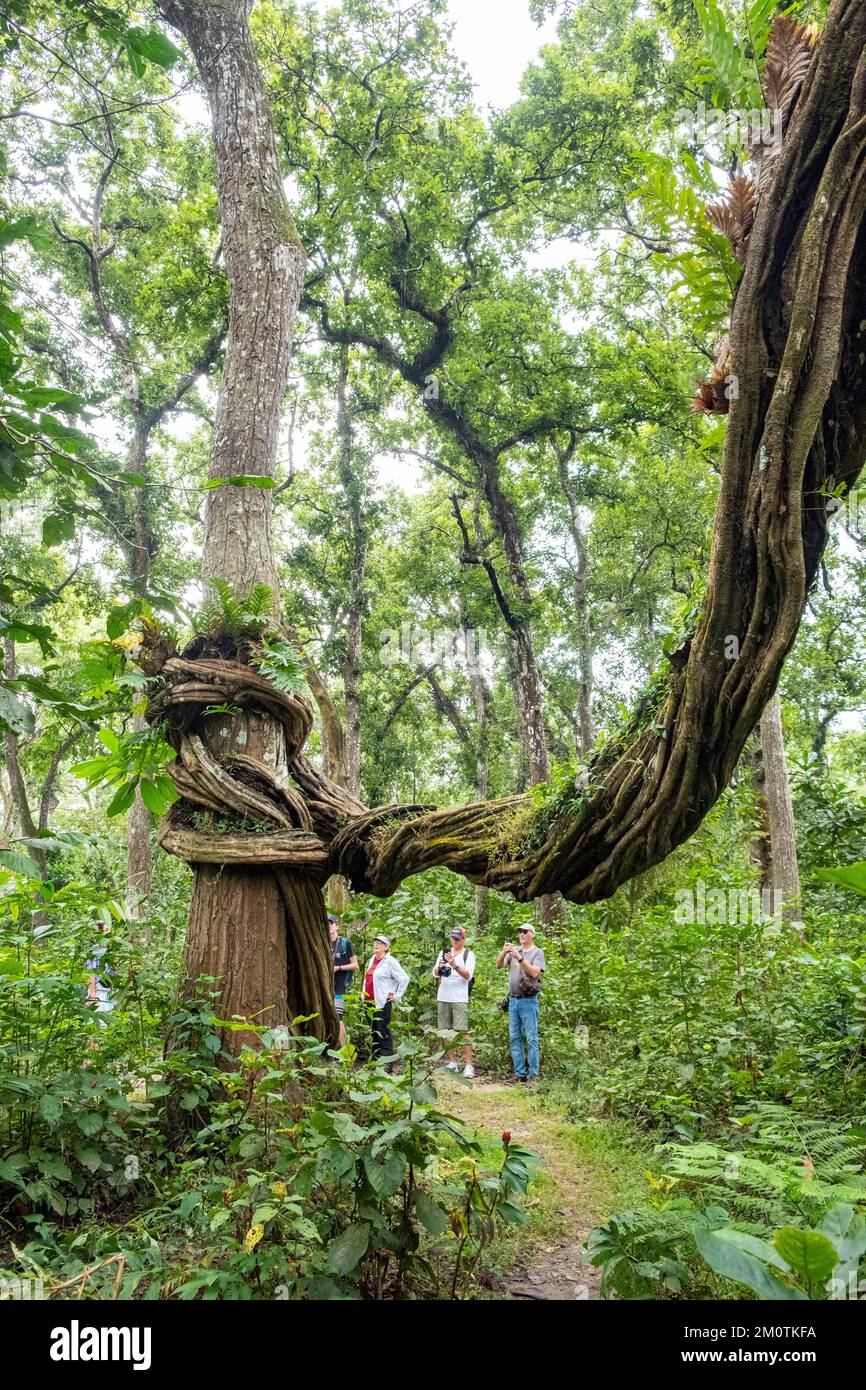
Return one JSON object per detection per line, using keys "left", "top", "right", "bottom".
{"left": 127, "top": 423, "right": 153, "bottom": 916}
{"left": 749, "top": 730, "right": 773, "bottom": 892}
{"left": 759, "top": 695, "right": 803, "bottom": 929}
{"left": 336, "top": 345, "right": 365, "bottom": 802}
{"left": 468, "top": 644, "right": 491, "bottom": 933}
{"left": 555, "top": 440, "right": 594, "bottom": 755}
{"left": 159, "top": 0, "right": 330, "bottom": 1051}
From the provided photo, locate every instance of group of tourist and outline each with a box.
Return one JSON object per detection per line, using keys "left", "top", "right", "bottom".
{"left": 328, "top": 915, "right": 546, "bottom": 1082}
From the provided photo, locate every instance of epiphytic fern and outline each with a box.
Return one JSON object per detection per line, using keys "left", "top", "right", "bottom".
{"left": 192, "top": 579, "right": 275, "bottom": 653}
{"left": 762, "top": 13, "right": 815, "bottom": 120}
{"left": 706, "top": 174, "right": 756, "bottom": 263}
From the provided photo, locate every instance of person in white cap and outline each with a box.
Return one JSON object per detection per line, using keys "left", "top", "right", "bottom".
{"left": 497, "top": 924, "right": 546, "bottom": 1082}
{"left": 362, "top": 934, "right": 410, "bottom": 1066}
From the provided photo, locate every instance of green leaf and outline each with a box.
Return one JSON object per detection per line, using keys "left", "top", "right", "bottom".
{"left": 364, "top": 1150, "right": 406, "bottom": 1197}
{"left": 0, "top": 849, "right": 42, "bottom": 879}
{"left": 125, "top": 26, "right": 183, "bottom": 70}
{"left": 326, "top": 1223, "right": 369, "bottom": 1276}
{"left": 332, "top": 1112, "right": 369, "bottom": 1143}
{"left": 106, "top": 781, "right": 137, "bottom": 817}
{"left": 319, "top": 1142, "right": 356, "bottom": 1182}
{"left": 711, "top": 1229, "right": 790, "bottom": 1271}
{"left": 251, "top": 1204, "right": 278, "bottom": 1226}
{"left": 773, "top": 1228, "right": 840, "bottom": 1286}
{"left": 74, "top": 1145, "right": 103, "bottom": 1173}
{"left": 139, "top": 779, "right": 166, "bottom": 815}
{"left": 820, "top": 1205, "right": 866, "bottom": 1269}
{"left": 0, "top": 214, "right": 51, "bottom": 252}
{"left": 17, "top": 385, "right": 85, "bottom": 413}
{"left": 75, "top": 1112, "right": 104, "bottom": 1137}
{"left": 815, "top": 862, "right": 866, "bottom": 899}
{"left": 179, "top": 1190, "right": 202, "bottom": 1218}
{"left": 41, "top": 512, "right": 76, "bottom": 547}
{"left": 38, "top": 1153, "right": 72, "bottom": 1182}
{"left": 40, "top": 1092, "right": 63, "bottom": 1126}
{"left": 203, "top": 475, "right": 277, "bottom": 490}
{"left": 107, "top": 598, "right": 143, "bottom": 640}
{"left": 413, "top": 1189, "right": 448, "bottom": 1235}
{"left": 0, "top": 684, "right": 35, "bottom": 736}
{"left": 695, "top": 1228, "right": 807, "bottom": 1299}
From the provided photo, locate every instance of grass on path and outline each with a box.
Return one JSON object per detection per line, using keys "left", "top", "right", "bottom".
{"left": 438, "top": 1074, "right": 650, "bottom": 1293}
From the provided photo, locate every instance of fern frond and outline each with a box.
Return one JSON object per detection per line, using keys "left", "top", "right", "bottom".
{"left": 762, "top": 13, "right": 813, "bottom": 118}
{"left": 706, "top": 174, "right": 756, "bottom": 261}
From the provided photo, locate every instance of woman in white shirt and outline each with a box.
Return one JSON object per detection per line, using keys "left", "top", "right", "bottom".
{"left": 362, "top": 934, "right": 410, "bottom": 1066}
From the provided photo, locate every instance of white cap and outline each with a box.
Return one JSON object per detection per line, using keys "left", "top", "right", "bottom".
{"left": 517, "top": 924, "right": 536, "bottom": 936}
{"left": 374, "top": 934, "right": 390, "bottom": 947}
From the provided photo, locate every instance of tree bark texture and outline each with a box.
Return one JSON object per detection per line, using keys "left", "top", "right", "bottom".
{"left": 759, "top": 695, "right": 803, "bottom": 923}
{"left": 157, "top": 0, "right": 329, "bottom": 1052}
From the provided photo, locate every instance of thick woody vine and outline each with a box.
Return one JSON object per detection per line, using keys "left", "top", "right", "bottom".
{"left": 145, "top": 0, "right": 866, "bottom": 1052}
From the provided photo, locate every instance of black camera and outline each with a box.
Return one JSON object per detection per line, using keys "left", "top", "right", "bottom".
{"left": 438, "top": 947, "right": 452, "bottom": 979}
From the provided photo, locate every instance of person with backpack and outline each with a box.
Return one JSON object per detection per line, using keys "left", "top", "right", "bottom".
{"left": 329, "top": 914, "right": 358, "bottom": 1047}
{"left": 497, "top": 925, "right": 546, "bottom": 1083}
{"left": 433, "top": 926, "right": 476, "bottom": 1078}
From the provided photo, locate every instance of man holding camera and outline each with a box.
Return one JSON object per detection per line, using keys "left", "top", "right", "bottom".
{"left": 433, "top": 927, "right": 476, "bottom": 1079}
{"left": 497, "top": 925, "right": 546, "bottom": 1083}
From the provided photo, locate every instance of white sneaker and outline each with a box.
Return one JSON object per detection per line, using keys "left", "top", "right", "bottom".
{"left": 462, "top": 1065, "right": 476, "bottom": 1079}
{"left": 446, "top": 1061, "right": 460, "bottom": 1072}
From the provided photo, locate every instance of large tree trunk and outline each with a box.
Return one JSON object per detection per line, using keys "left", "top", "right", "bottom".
{"left": 158, "top": 0, "right": 334, "bottom": 1052}
{"left": 759, "top": 695, "right": 803, "bottom": 928}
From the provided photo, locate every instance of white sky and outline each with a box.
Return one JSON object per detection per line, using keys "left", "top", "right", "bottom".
{"left": 445, "top": 0, "right": 558, "bottom": 108}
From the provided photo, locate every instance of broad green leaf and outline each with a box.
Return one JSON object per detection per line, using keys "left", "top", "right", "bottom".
{"left": 815, "top": 862, "right": 866, "bottom": 899}
{"left": 695, "top": 1228, "right": 807, "bottom": 1299}
{"left": 41, "top": 512, "right": 76, "bottom": 547}
{"left": 139, "top": 779, "right": 166, "bottom": 815}
{"left": 820, "top": 1205, "right": 866, "bottom": 1268}
{"left": 0, "top": 684, "right": 35, "bottom": 736}
{"left": 106, "top": 781, "right": 137, "bottom": 817}
{"left": 774, "top": 1228, "right": 840, "bottom": 1286}
{"left": 0, "top": 849, "right": 42, "bottom": 879}
{"left": 125, "top": 26, "right": 184, "bottom": 70}
{"left": 40, "top": 1092, "right": 63, "bottom": 1126}
{"left": 413, "top": 1189, "right": 448, "bottom": 1235}
{"left": 326, "top": 1222, "right": 369, "bottom": 1276}
{"left": 179, "top": 1190, "right": 202, "bottom": 1218}
{"left": 74, "top": 1145, "right": 103, "bottom": 1173}
{"left": 364, "top": 1150, "right": 406, "bottom": 1197}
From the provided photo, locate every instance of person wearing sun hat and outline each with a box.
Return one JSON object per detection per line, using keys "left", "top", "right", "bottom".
{"left": 362, "top": 934, "right": 410, "bottom": 1066}
{"left": 433, "top": 926, "right": 476, "bottom": 1078}
{"left": 496, "top": 924, "right": 546, "bottom": 1083}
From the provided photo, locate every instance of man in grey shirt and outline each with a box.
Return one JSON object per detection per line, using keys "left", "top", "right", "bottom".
{"left": 496, "top": 925, "right": 546, "bottom": 1082}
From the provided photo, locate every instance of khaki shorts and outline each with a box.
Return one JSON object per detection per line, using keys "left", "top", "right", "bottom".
{"left": 438, "top": 1000, "right": 469, "bottom": 1031}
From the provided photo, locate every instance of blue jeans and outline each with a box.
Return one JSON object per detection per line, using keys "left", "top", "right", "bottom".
{"left": 509, "top": 996, "right": 540, "bottom": 1078}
